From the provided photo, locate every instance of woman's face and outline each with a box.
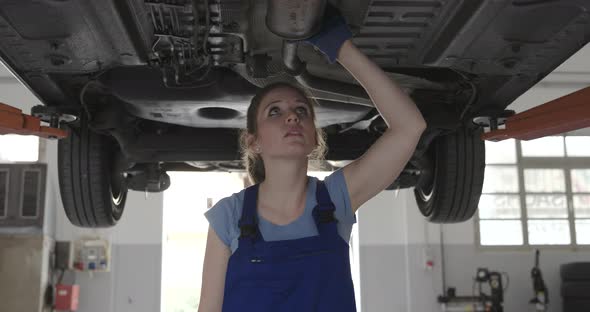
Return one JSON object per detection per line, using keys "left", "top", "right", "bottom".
{"left": 252, "top": 86, "right": 317, "bottom": 159}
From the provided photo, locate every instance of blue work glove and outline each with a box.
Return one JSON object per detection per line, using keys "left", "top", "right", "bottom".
{"left": 303, "top": 4, "right": 352, "bottom": 63}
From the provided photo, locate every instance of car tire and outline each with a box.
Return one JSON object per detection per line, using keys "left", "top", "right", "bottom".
{"left": 414, "top": 125, "right": 485, "bottom": 223}
{"left": 58, "top": 115, "right": 127, "bottom": 227}
{"left": 561, "top": 263, "right": 590, "bottom": 282}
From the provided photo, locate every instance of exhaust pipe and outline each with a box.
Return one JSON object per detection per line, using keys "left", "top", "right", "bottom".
{"left": 265, "top": 1, "right": 372, "bottom": 107}
{"left": 282, "top": 41, "right": 373, "bottom": 107}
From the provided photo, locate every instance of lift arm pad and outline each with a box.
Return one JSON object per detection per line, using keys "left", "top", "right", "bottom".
{"left": 482, "top": 87, "right": 590, "bottom": 141}
{"left": 0, "top": 103, "right": 67, "bottom": 139}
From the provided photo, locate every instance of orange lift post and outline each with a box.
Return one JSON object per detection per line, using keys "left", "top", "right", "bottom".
{"left": 0, "top": 102, "right": 67, "bottom": 139}
{"left": 481, "top": 86, "right": 590, "bottom": 142}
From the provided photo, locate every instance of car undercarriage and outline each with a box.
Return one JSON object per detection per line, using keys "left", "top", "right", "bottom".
{"left": 0, "top": 0, "right": 588, "bottom": 226}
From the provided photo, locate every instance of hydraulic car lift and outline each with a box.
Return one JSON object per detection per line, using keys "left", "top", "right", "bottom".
{"left": 0, "top": 87, "right": 588, "bottom": 141}
{"left": 477, "top": 86, "right": 590, "bottom": 142}
{"left": 0, "top": 103, "right": 67, "bottom": 139}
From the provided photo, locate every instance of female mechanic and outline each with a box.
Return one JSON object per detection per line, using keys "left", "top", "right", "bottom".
{"left": 198, "top": 6, "right": 427, "bottom": 312}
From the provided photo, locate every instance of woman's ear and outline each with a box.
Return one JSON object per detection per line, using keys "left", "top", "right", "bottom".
{"left": 246, "top": 133, "right": 260, "bottom": 153}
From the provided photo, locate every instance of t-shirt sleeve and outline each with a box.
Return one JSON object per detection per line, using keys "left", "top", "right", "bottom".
{"left": 323, "top": 168, "right": 357, "bottom": 225}
{"left": 204, "top": 195, "right": 240, "bottom": 247}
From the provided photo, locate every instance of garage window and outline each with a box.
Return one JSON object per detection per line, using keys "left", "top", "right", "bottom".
{"left": 478, "top": 136, "right": 590, "bottom": 247}
{"left": 0, "top": 134, "right": 39, "bottom": 162}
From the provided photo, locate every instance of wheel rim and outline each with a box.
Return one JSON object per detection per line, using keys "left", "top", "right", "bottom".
{"left": 417, "top": 162, "right": 434, "bottom": 201}
{"left": 415, "top": 146, "right": 436, "bottom": 216}
{"left": 417, "top": 180, "right": 434, "bottom": 202}
{"left": 109, "top": 150, "right": 127, "bottom": 218}
{"left": 110, "top": 171, "right": 125, "bottom": 206}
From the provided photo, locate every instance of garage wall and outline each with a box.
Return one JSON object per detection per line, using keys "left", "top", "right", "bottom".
{"left": 442, "top": 219, "right": 590, "bottom": 312}
{"left": 357, "top": 190, "right": 443, "bottom": 312}
{"left": 358, "top": 189, "right": 590, "bottom": 312}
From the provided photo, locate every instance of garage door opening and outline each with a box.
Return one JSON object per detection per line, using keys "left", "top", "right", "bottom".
{"left": 161, "top": 171, "right": 361, "bottom": 312}
{"left": 0, "top": 134, "right": 39, "bottom": 162}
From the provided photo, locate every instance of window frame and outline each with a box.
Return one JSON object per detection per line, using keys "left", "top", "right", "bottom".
{"left": 0, "top": 168, "right": 8, "bottom": 219}
{"left": 19, "top": 168, "right": 42, "bottom": 219}
{"left": 476, "top": 136, "right": 590, "bottom": 250}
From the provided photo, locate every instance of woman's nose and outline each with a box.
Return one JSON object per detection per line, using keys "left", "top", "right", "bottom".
{"left": 286, "top": 111, "right": 300, "bottom": 123}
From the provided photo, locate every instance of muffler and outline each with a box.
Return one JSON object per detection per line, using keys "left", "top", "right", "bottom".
{"left": 266, "top": 0, "right": 327, "bottom": 39}
{"left": 266, "top": 1, "right": 372, "bottom": 106}
{"left": 282, "top": 41, "right": 372, "bottom": 107}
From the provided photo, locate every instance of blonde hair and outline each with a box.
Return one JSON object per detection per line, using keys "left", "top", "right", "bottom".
{"left": 240, "top": 82, "right": 327, "bottom": 185}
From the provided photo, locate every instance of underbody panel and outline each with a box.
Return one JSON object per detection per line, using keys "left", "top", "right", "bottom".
{"left": 0, "top": 0, "right": 588, "bottom": 164}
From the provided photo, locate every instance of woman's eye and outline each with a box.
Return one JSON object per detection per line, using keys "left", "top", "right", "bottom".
{"left": 269, "top": 107, "right": 280, "bottom": 116}
{"left": 296, "top": 107, "right": 309, "bottom": 116}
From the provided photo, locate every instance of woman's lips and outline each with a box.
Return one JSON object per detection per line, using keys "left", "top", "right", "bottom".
{"left": 284, "top": 129, "right": 303, "bottom": 137}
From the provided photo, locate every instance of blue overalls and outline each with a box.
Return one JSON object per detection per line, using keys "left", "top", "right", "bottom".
{"left": 222, "top": 180, "right": 357, "bottom": 312}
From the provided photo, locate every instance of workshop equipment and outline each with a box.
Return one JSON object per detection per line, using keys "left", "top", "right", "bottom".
{"left": 438, "top": 268, "right": 504, "bottom": 312}
{"left": 477, "top": 86, "right": 590, "bottom": 142}
{"left": 54, "top": 284, "right": 80, "bottom": 311}
{"left": 0, "top": 103, "right": 67, "bottom": 139}
{"left": 55, "top": 239, "right": 111, "bottom": 272}
{"left": 530, "top": 250, "right": 549, "bottom": 311}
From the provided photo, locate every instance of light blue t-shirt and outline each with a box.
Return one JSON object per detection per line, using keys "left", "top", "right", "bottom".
{"left": 204, "top": 169, "right": 356, "bottom": 254}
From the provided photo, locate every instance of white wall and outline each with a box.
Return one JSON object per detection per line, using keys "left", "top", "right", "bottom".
{"left": 357, "top": 189, "right": 444, "bottom": 312}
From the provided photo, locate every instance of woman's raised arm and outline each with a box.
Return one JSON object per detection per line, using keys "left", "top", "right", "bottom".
{"left": 337, "top": 40, "right": 427, "bottom": 213}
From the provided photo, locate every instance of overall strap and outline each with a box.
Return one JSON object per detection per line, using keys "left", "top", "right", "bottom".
{"left": 238, "top": 184, "right": 259, "bottom": 239}
{"left": 313, "top": 180, "right": 337, "bottom": 224}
